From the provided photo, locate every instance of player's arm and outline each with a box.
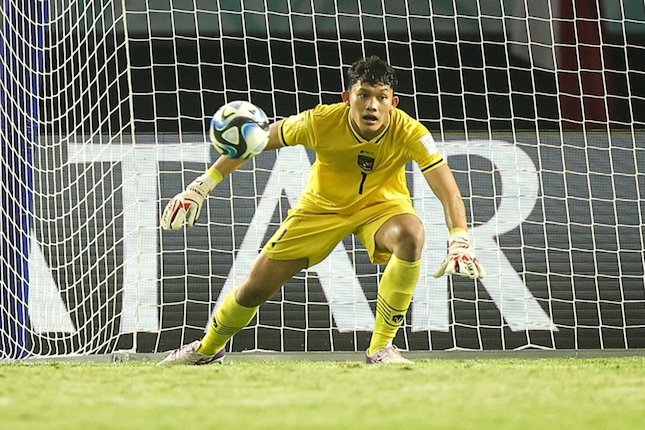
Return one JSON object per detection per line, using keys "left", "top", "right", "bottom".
{"left": 264, "top": 119, "right": 286, "bottom": 151}
{"left": 424, "top": 164, "right": 467, "bottom": 231}
{"left": 424, "top": 164, "right": 486, "bottom": 279}
{"left": 161, "top": 120, "right": 285, "bottom": 230}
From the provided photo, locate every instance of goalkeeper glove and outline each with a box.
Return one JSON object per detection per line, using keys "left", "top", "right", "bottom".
{"left": 434, "top": 229, "right": 486, "bottom": 280}
{"left": 161, "top": 173, "right": 219, "bottom": 230}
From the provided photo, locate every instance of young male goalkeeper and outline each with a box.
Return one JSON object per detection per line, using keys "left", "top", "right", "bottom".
{"left": 159, "top": 55, "right": 485, "bottom": 365}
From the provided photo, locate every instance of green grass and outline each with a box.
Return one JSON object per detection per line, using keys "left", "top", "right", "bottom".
{"left": 1, "top": 357, "right": 644, "bottom": 430}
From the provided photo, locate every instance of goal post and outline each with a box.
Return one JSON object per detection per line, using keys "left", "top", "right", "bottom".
{"left": 0, "top": 0, "right": 48, "bottom": 359}
{"left": 1, "top": 0, "right": 644, "bottom": 359}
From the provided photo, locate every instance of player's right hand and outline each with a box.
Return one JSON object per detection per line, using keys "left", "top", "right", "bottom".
{"left": 161, "top": 175, "right": 215, "bottom": 230}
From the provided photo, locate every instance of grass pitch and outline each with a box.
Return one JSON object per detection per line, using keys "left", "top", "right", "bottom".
{"left": 1, "top": 356, "right": 643, "bottom": 430}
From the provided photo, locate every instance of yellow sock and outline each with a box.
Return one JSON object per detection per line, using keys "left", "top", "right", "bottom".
{"left": 368, "top": 255, "right": 421, "bottom": 356}
{"left": 198, "top": 289, "right": 258, "bottom": 355}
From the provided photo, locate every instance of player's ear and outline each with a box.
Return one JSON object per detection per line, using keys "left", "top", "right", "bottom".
{"left": 391, "top": 95, "right": 399, "bottom": 109}
{"left": 341, "top": 90, "right": 350, "bottom": 105}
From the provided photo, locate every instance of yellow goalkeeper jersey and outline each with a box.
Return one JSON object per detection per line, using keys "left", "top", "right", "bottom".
{"left": 278, "top": 102, "right": 444, "bottom": 215}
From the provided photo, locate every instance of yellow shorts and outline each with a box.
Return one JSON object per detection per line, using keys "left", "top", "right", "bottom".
{"left": 263, "top": 199, "right": 418, "bottom": 266}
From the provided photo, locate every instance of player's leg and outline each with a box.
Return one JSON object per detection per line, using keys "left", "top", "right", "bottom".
{"left": 159, "top": 254, "right": 306, "bottom": 365}
{"left": 198, "top": 253, "right": 307, "bottom": 355}
{"left": 358, "top": 210, "right": 424, "bottom": 362}
{"left": 199, "top": 207, "right": 351, "bottom": 356}
{"left": 373, "top": 213, "right": 424, "bottom": 262}
{"left": 160, "top": 208, "right": 348, "bottom": 365}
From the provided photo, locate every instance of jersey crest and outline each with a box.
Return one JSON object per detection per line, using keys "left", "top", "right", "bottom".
{"left": 357, "top": 150, "right": 376, "bottom": 172}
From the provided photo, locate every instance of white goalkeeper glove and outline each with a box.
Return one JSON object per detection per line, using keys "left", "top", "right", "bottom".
{"left": 434, "top": 229, "right": 486, "bottom": 280}
{"left": 161, "top": 173, "right": 219, "bottom": 230}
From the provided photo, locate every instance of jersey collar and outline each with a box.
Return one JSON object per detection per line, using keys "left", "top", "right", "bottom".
{"left": 346, "top": 109, "right": 391, "bottom": 145}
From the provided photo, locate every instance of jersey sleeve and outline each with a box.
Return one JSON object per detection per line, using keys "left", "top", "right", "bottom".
{"left": 277, "top": 108, "right": 316, "bottom": 149}
{"left": 405, "top": 121, "right": 445, "bottom": 174}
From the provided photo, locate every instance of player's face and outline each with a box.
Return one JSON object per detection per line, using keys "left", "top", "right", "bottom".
{"left": 342, "top": 81, "right": 399, "bottom": 140}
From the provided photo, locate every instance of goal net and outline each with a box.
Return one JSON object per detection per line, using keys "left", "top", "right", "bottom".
{"left": 1, "top": 0, "right": 643, "bottom": 359}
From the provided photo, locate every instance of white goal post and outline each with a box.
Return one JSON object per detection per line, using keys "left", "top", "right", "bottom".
{"left": 1, "top": 0, "right": 643, "bottom": 359}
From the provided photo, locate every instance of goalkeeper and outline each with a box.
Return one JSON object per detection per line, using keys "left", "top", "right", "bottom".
{"left": 159, "top": 55, "right": 485, "bottom": 365}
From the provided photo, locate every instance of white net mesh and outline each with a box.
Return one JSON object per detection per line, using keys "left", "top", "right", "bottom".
{"left": 1, "top": 0, "right": 644, "bottom": 358}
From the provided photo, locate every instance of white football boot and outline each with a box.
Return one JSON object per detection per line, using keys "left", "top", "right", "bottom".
{"left": 366, "top": 343, "right": 413, "bottom": 365}
{"left": 158, "top": 340, "right": 225, "bottom": 366}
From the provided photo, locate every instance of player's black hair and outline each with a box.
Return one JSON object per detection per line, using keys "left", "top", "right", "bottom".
{"left": 346, "top": 55, "right": 398, "bottom": 91}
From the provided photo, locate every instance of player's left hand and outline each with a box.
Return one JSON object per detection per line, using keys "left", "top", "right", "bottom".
{"left": 434, "top": 229, "right": 486, "bottom": 279}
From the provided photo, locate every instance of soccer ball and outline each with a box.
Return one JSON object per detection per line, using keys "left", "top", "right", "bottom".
{"left": 209, "top": 100, "right": 270, "bottom": 159}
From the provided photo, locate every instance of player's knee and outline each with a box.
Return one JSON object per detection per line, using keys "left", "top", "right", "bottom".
{"left": 393, "top": 223, "right": 425, "bottom": 260}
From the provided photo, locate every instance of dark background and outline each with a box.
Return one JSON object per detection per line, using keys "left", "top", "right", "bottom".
{"left": 45, "top": 0, "right": 644, "bottom": 136}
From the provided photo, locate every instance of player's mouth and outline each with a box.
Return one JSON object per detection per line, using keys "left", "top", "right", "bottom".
{"left": 362, "top": 114, "right": 379, "bottom": 125}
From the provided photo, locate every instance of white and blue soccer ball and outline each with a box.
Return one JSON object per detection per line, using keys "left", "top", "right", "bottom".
{"left": 209, "top": 100, "right": 270, "bottom": 159}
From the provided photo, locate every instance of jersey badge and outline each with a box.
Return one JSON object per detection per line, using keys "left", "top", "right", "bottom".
{"left": 357, "top": 151, "right": 376, "bottom": 172}
{"left": 420, "top": 133, "right": 438, "bottom": 154}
